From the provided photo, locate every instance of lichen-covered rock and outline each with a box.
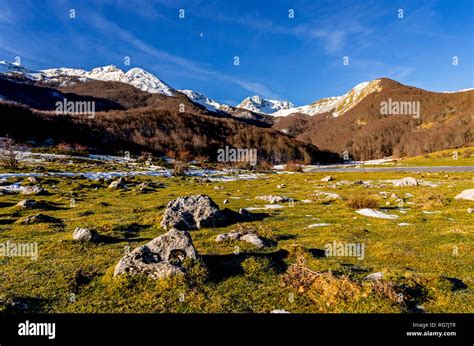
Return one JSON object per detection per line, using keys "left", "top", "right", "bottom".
{"left": 114, "top": 228, "right": 198, "bottom": 279}
{"left": 20, "top": 185, "right": 46, "bottom": 195}
{"left": 256, "top": 195, "right": 289, "bottom": 204}
{"left": 160, "top": 195, "right": 224, "bottom": 230}
{"left": 215, "top": 228, "right": 269, "bottom": 248}
{"left": 393, "top": 177, "right": 418, "bottom": 187}
{"left": 16, "top": 213, "right": 60, "bottom": 224}
{"left": 321, "top": 175, "right": 333, "bottom": 182}
{"left": 72, "top": 228, "right": 99, "bottom": 242}
{"left": 108, "top": 177, "right": 127, "bottom": 190}
{"left": 16, "top": 199, "right": 41, "bottom": 209}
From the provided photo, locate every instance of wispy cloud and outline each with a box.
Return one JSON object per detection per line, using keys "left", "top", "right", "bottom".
{"left": 87, "top": 13, "right": 278, "bottom": 98}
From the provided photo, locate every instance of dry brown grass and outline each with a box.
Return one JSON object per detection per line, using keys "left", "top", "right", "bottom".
{"left": 346, "top": 195, "right": 379, "bottom": 209}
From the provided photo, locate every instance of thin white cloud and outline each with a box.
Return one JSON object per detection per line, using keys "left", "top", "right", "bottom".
{"left": 87, "top": 13, "right": 278, "bottom": 98}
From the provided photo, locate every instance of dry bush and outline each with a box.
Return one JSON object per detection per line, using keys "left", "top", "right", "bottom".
{"left": 284, "top": 162, "right": 303, "bottom": 172}
{"left": 415, "top": 193, "right": 448, "bottom": 209}
{"left": 346, "top": 195, "right": 379, "bottom": 209}
{"left": 0, "top": 137, "right": 18, "bottom": 169}
{"left": 172, "top": 160, "right": 188, "bottom": 177}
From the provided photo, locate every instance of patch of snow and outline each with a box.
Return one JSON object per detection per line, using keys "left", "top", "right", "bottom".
{"left": 307, "top": 223, "right": 331, "bottom": 228}
{"left": 237, "top": 95, "right": 294, "bottom": 115}
{"left": 356, "top": 208, "right": 399, "bottom": 219}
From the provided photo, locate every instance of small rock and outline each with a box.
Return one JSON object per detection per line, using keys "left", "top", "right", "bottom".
{"left": 108, "top": 177, "right": 127, "bottom": 189}
{"left": 455, "top": 189, "right": 474, "bottom": 201}
{"left": 271, "top": 309, "right": 290, "bottom": 314}
{"left": 390, "top": 193, "right": 399, "bottom": 199}
{"left": 27, "top": 177, "right": 37, "bottom": 183}
{"left": 277, "top": 184, "right": 285, "bottom": 189}
{"left": 223, "top": 199, "right": 229, "bottom": 204}
{"left": 468, "top": 208, "right": 473, "bottom": 214}
{"left": 393, "top": 177, "right": 418, "bottom": 187}
{"left": 321, "top": 175, "right": 333, "bottom": 182}
{"left": 256, "top": 195, "right": 289, "bottom": 203}
{"left": 17, "top": 213, "right": 60, "bottom": 224}
{"left": 364, "top": 272, "right": 384, "bottom": 281}
{"left": 20, "top": 185, "right": 46, "bottom": 195}
{"left": 72, "top": 228, "right": 99, "bottom": 242}
{"left": 16, "top": 199, "right": 41, "bottom": 209}
{"left": 214, "top": 186, "right": 224, "bottom": 190}
{"left": 240, "top": 233, "right": 267, "bottom": 248}
{"left": 215, "top": 232, "right": 241, "bottom": 242}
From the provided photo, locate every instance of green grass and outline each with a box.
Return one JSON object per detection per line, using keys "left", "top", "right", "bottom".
{"left": 395, "top": 146, "right": 474, "bottom": 167}
{"left": 1, "top": 163, "right": 473, "bottom": 313}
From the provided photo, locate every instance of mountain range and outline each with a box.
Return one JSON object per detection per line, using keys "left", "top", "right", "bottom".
{"left": 0, "top": 60, "right": 472, "bottom": 162}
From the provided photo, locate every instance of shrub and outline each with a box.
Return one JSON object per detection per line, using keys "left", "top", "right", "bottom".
{"left": 415, "top": 193, "right": 448, "bottom": 209}
{"left": 347, "top": 195, "right": 379, "bottom": 209}
{"left": 284, "top": 162, "right": 303, "bottom": 172}
{"left": 172, "top": 160, "right": 188, "bottom": 177}
{"left": 0, "top": 137, "right": 19, "bottom": 169}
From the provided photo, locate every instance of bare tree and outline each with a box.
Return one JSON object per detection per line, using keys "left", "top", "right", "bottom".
{"left": 1, "top": 136, "right": 19, "bottom": 169}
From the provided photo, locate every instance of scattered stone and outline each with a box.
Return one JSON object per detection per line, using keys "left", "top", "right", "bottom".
{"left": 405, "top": 193, "right": 414, "bottom": 198}
{"left": 455, "top": 189, "right": 474, "bottom": 201}
{"left": 276, "top": 184, "right": 285, "bottom": 189}
{"left": 20, "top": 185, "right": 46, "bottom": 196}
{"left": 114, "top": 228, "right": 198, "bottom": 279}
{"left": 271, "top": 309, "right": 290, "bottom": 314}
{"left": 467, "top": 208, "right": 473, "bottom": 214}
{"left": 398, "top": 223, "right": 411, "bottom": 226}
{"left": 72, "top": 228, "right": 99, "bottom": 242}
{"left": 364, "top": 272, "right": 384, "bottom": 281}
{"left": 214, "top": 186, "right": 224, "bottom": 190}
{"left": 352, "top": 180, "right": 364, "bottom": 185}
{"left": 256, "top": 195, "right": 289, "bottom": 204}
{"left": 379, "top": 192, "right": 389, "bottom": 199}
{"left": 240, "top": 233, "right": 267, "bottom": 248}
{"left": 312, "top": 190, "right": 341, "bottom": 200}
{"left": 215, "top": 228, "right": 269, "bottom": 248}
{"left": 321, "top": 175, "right": 333, "bottom": 182}
{"left": 16, "top": 213, "right": 60, "bottom": 224}
{"left": 215, "top": 232, "right": 241, "bottom": 242}
{"left": 135, "top": 182, "right": 150, "bottom": 192}
{"left": 161, "top": 195, "right": 224, "bottom": 230}
{"left": 16, "top": 199, "right": 42, "bottom": 209}
{"left": 390, "top": 193, "right": 400, "bottom": 199}
{"left": 27, "top": 177, "right": 37, "bottom": 183}
{"left": 223, "top": 199, "right": 229, "bottom": 204}
{"left": 356, "top": 208, "right": 399, "bottom": 219}
{"left": 393, "top": 177, "right": 418, "bottom": 187}
{"left": 108, "top": 177, "right": 127, "bottom": 190}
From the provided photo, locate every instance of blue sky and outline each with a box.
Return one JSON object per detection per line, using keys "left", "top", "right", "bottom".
{"left": 0, "top": 0, "right": 472, "bottom": 106}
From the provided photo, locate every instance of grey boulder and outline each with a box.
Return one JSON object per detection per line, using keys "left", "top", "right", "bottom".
{"left": 114, "top": 228, "right": 198, "bottom": 279}
{"left": 160, "top": 195, "right": 224, "bottom": 230}
{"left": 73, "top": 227, "right": 99, "bottom": 242}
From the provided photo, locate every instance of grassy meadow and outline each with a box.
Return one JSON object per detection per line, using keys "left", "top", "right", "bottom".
{"left": 0, "top": 158, "right": 473, "bottom": 314}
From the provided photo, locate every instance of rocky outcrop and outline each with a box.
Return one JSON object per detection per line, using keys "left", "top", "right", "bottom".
{"left": 114, "top": 228, "right": 199, "bottom": 279}
{"left": 160, "top": 195, "right": 224, "bottom": 230}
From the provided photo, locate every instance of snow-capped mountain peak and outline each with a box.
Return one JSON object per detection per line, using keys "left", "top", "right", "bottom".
{"left": 179, "top": 89, "right": 228, "bottom": 112}
{"left": 0, "top": 60, "right": 175, "bottom": 96}
{"left": 272, "top": 80, "right": 382, "bottom": 117}
{"left": 237, "top": 95, "right": 294, "bottom": 115}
